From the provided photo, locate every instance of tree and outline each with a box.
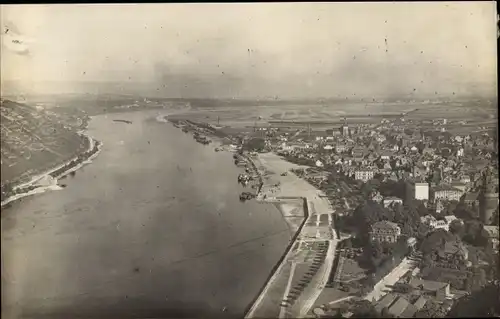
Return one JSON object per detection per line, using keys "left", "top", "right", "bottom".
{"left": 454, "top": 203, "right": 480, "bottom": 221}
{"left": 243, "top": 137, "right": 265, "bottom": 152}
{"left": 463, "top": 220, "right": 484, "bottom": 246}
{"left": 343, "top": 238, "right": 353, "bottom": 249}
{"left": 416, "top": 223, "right": 431, "bottom": 241}
{"left": 447, "top": 282, "right": 500, "bottom": 317}
{"left": 449, "top": 219, "right": 465, "bottom": 238}
{"left": 420, "top": 229, "right": 456, "bottom": 256}
{"left": 465, "top": 268, "right": 487, "bottom": 292}
{"left": 490, "top": 207, "right": 499, "bottom": 226}
{"left": 351, "top": 300, "right": 379, "bottom": 318}
{"left": 416, "top": 200, "right": 429, "bottom": 216}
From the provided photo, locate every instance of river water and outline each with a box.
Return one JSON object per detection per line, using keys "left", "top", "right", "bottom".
{"left": 1, "top": 110, "right": 290, "bottom": 318}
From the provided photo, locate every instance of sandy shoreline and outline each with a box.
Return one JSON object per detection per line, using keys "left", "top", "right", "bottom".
{"left": 1, "top": 132, "right": 103, "bottom": 208}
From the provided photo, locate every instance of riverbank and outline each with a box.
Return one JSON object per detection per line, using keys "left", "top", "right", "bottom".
{"left": 1, "top": 132, "right": 103, "bottom": 208}
{"left": 2, "top": 110, "right": 292, "bottom": 319}
{"left": 162, "top": 115, "right": 339, "bottom": 317}
{"left": 245, "top": 152, "right": 338, "bottom": 318}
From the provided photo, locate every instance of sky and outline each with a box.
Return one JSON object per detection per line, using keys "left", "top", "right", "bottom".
{"left": 1, "top": 3, "right": 497, "bottom": 99}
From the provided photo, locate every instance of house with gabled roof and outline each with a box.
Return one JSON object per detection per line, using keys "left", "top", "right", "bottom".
{"left": 370, "top": 221, "right": 401, "bottom": 243}
{"left": 374, "top": 293, "right": 418, "bottom": 318}
{"left": 408, "top": 278, "right": 451, "bottom": 302}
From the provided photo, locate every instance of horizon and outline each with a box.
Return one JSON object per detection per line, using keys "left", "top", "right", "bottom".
{"left": 1, "top": 79, "right": 497, "bottom": 102}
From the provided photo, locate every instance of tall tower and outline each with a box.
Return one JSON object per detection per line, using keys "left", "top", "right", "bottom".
{"left": 342, "top": 117, "right": 349, "bottom": 137}
{"left": 480, "top": 168, "right": 499, "bottom": 225}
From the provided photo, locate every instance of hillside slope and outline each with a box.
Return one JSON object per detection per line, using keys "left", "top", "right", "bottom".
{"left": 1, "top": 99, "right": 87, "bottom": 188}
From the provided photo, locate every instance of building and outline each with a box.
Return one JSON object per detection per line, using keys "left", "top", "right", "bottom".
{"left": 370, "top": 221, "right": 401, "bottom": 243}
{"left": 336, "top": 144, "right": 348, "bottom": 154}
{"left": 481, "top": 226, "right": 499, "bottom": 252}
{"left": 422, "top": 147, "right": 435, "bottom": 156}
{"left": 438, "top": 240, "right": 469, "bottom": 263}
{"left": 460, "top": 175, "right": 471, "bottom": 185}
{"left": 352, "top": 146, "right": 365, "bottom": 159}
{"left": 308, "top": 171, "right": 330, "bottom": 183}
{"left": 433, "top": 185, "right": 463, "bottom": 202}
{"left": 462, "top": 192, "right": 479, "bottom": 208}
{"left": 415, "top": 182, "right": 429, "bottom": 200}
{"left": 480, "top": 191, "right": 499, "bottom": 225}
{"left": 420, "top": 215, "right": 459, "bottom": 232}
{"left": 451, "top": 181, "right": 467, "bottom": 193}
{"left": 355, "top": 169, "right": 374, "bottom": 182}
{"left": 372, "top": 192, "right": 384, "bottom": 203}
{"left": 479, "top": 168, "right": 499, "bottom": 224}
{"left": 341, "top": 124, "right": 349, "bottom": 137}
{"left": 408, "top": 278, "right": 451, "bottom": 302}
{"left": 435, "top": 200, "right": 445, "bottom": 214}
{"left": 374, "top": 294, "right": 418, "bottom": 318}
{"left": 380, "top": 150, "right": 394, "bottom": 161}
{"left": 384, "top": 196, "right": 403, "bottom": 208}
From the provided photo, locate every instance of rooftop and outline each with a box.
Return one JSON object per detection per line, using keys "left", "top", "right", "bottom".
{"left": 442, "top": 241, "right": 468, "bottom": 256}
{"left": 372, "top": 220, "right": 400, "bottom": 231}
{"left": 463, "top": 192, "right": 480, "bottom": 201}
{"left": 388, "top": 296, "right": 412, "bottom": 318}
{"left": 433, "top": 184, "right": 463, "bottom": 193}
{"left": 413, "top": 295, "right": 427, "bottom": 310}
{"left": 443, "top": 215, "right": 458, "bottom": 223}
{"left": 384, "top": 196, "right": 403, "bottom": 201}
{"left": 415, "top": 182, "right": 429, "bottom": 186}
{"left": 483, "top": 225, "right": 499, "bottom": 239}
{"left": 374, "top": 293, "right": 398, "bottom": 313}
{"left": 409, "top": 278, "right": 449, "bottom": 292}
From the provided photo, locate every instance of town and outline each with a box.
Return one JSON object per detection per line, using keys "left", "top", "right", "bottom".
{"left": 168, "top": 110, "right": 499, "bottom": 318}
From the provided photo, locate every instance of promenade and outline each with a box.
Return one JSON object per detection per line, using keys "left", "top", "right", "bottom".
{"left": 245, "top": 152, "right": 339, "bottom": 318}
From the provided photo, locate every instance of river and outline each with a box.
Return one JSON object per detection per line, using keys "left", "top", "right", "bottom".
{"left": 1, "top": 110, "right": 291, "bottom": 319}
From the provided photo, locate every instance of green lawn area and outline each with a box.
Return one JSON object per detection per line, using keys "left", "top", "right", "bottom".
{"left": 338, "top": 257, "right": 367, "bottom": 282}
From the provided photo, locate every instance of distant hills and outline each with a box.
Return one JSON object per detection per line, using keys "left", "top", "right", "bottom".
{"left": 1, "top": 80, "right": 496, "bottom": 107}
